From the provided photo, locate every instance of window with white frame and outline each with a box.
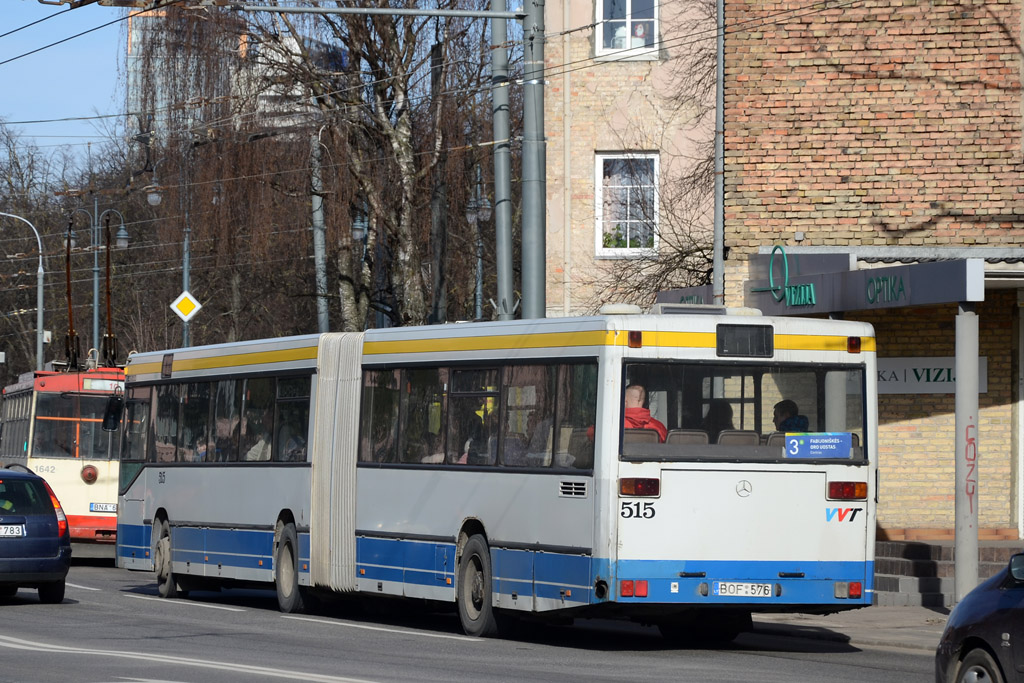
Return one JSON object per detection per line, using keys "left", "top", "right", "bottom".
{"left": 597, "top": 0, "right": 657, "bottom": 55}
{"left": 595, "top": 153, "right": 658, "bottom": 255}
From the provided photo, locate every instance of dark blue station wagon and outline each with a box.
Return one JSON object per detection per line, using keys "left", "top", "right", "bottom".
{"left": 0, "top": 468, "right": 71, "bottom": 603}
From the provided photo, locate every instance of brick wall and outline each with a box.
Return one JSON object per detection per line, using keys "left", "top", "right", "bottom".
{"left": 724, "top": 0, "right": 1024, "bottom": 250}
{"left": 855, "top": 291, "right": 1017, "bottom": 532}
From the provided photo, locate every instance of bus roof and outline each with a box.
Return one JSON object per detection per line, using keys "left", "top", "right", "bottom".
{"left": 124, "top": 314, "right": 875, "bottom": 383}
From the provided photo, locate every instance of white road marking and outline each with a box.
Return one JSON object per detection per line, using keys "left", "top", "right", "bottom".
{"left": 126, "top": 594, "right": 245, "bottom": 612}
{"left": 0, "top": 635, "right": 379, "bottom": 683}
{"left": 282, "top": 614, "right": 481, "bottom": 642}
{"left": 66, "top": 583, "right": 102, "bottom": 591}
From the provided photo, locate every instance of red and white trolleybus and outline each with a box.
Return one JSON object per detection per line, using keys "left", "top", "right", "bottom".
{"left": 0, "top": 366, "right": 124, "bottom": 553}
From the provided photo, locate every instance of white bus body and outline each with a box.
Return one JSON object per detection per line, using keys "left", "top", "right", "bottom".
{"left": 117, "top": 312, "right": 876, "bottom": 639}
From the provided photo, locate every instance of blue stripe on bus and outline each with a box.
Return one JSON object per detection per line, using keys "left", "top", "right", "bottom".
{"left": 596, "top": 558, "right": 875, "bottom": 605}
{"left": 115, "top": 523, "right": 310, "bottom": 576}
{"left": 117, "top": 524, "right": 871, "bottom": 608}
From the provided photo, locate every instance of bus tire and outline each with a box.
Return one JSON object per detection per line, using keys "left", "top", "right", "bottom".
{"left": 275, "top": 522, "right": 305, "bottom": 614}
{"left": 0, "top": 585, "right": 18, "bottom": 598}
{"left": 457, "top": 534, "right": 499, "bottom": 638}
{"left": 37, "top": 580, "right": 65, "bottom": 604}
{"left": 154, "top": 519, "right": 181, "bottom": 599}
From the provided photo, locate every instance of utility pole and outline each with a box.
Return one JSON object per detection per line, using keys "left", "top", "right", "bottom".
{"left": 521, "top": 0, "right": 546, "bottom": 319}
{"left": 491, "top": 0, "right": 514, "bottom": 321}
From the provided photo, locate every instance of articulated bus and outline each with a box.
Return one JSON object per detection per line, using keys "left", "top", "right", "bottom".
{"left": 1, "top": 367, "right": 125, "bottom": 553}
{"left": 116, "top": 308, "right": 877, "bottom": 641}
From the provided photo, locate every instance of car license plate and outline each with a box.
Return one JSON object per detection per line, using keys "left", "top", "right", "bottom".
{"left": 713, "top": 581, "right": 772, "bottom": 597}
{"left": 90, "top": 503, "right": 117, "bottom": 513}
{"left": 0, "top": 525, "right": 25, "bottom": 537}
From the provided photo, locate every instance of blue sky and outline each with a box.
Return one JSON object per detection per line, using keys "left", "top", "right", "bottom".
{"left": 1, "top": 1, "right": 125, "bottom": 160}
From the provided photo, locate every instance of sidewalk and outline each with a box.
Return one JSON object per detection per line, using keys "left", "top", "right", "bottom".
{"left": 753, "top": 606, "right": 949, "bottom": 652}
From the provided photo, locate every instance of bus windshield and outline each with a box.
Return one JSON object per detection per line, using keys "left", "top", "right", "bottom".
{"left": 621, "top": 361, "right": 866, "bottom": 462}
{"left": 33, "top": 394, "right": 120, "bottom": 460}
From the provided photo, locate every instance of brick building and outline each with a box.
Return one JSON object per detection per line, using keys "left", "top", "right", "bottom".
{"left": 545, "top": 0, "right": 1024, "bottom": 540}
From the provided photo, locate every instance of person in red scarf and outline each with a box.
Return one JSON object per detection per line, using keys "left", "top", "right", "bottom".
{"left": 623, "top": 384, "right": 667, "bottom": 442}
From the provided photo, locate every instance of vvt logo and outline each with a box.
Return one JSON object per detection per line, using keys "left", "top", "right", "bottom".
{"left": 825, "top": 507, "right": 863, "bottom": 522}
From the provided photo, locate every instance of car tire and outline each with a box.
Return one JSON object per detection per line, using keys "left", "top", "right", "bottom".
{"left": 957, "top": 648, "right": 1006, "bottom": 683}
{"left": 38, "top": 580, "right": 65, "bottom": 604}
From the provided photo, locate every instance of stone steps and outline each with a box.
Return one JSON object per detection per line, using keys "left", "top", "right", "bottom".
{"left": 873, "top": 539, "right": 1021, "bottom": 607}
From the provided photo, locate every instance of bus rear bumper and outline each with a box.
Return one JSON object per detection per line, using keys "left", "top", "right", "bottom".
{"left": 598, "top": 559, "right": 874, "bottom": 609}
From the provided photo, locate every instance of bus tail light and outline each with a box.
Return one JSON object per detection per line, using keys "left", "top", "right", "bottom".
{"left": 42, "top": 481, "right": 68, "bottom": 538}
{"left": 620, "top": 580, "right": 649, "bottom": 598}
{"left": 81, "top": 465, "right": 98, "bottom": 484}
{"left": 628, "top": 331, "right": 643, "bottom": 348}
{"left": 620, "top": 478, "right": 660, "bottom": 497}
{"left": 834, "top": 581, "right": 862, "bottom": 599}
{"left": 828, "top": 481, "right": 867, "bottom": 500}
{"left": 847, "top": 337, "right": 861, "bottom": 353}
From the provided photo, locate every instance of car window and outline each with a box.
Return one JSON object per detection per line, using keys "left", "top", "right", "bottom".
{"left": 0, "top": 478, "right": 51, "bottom": 515}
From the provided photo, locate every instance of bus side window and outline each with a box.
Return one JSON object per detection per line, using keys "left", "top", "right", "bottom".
{"left": 554, "top": 363, "right": 598, "bottom": 469}
{"left": 502, "top": 365, "right": 555, "bottom": 468}
{"left": 154, "top": 384, "right": 179, "bottom": 463}
{"left": 275, "top": 376, "right": 311, "bottom": 462}
{"left": 360, "top": 369, "right": 400, "bottom": 463}
{"left": 400, "top": 369, "right": 446, "bottom": 465}
{"left": 211, "top": 380, "right": 241, "bottom": 462}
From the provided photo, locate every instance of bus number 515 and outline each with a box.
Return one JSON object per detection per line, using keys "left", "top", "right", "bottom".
{"left": 620, "top": 502, "right": 656, "bottom": 519}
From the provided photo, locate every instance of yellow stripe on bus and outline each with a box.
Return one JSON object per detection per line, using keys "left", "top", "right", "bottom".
{"left": 126, "top": 346, "right": 319, "bottom": 377}
{"left": 362, "top": 330, "right": 620, "bottom": 355}
{"left": 776, "top": 335, "right": 877, "bottom": 352}
{"left": 126, "top": 329, "right": 875, "bottom": 376}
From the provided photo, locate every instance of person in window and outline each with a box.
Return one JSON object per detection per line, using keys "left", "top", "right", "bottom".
{"left": 623, "top": 384, "right": 667, "bottom": 442}
{"left": 773, "top": 399, "right": 809, "bottom": 432}
{"left": 701, "top": 399, "right": 735, "bottom": 443}
{"left": 244, "top": 410, "right": 273, "bottom": 461}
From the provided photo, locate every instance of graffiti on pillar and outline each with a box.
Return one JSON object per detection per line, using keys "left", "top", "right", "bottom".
{"left": 964, "top": 421, "right": 977, "bottom": 515}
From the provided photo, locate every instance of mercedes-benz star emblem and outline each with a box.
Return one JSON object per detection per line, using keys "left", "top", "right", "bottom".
{"left": 736, "top": 480, "right": 752, "bottom": 497}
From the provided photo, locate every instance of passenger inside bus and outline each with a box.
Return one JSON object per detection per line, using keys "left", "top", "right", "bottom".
{"left": 701, "top": 399, "right": 735, "bottom": 443}
{"left": 623, "top": 384, "right": 667, "bottom": 442}
{"left": 773, "top": 399, "right": 809, "bottom": 432}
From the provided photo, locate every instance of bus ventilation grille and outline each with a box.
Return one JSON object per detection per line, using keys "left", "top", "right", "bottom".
{"left": 559, "top": 481, "right": 587, "bottom": 498}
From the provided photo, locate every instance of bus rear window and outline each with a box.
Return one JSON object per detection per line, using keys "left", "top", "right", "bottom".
{"left": 621, "top": 362, "right": 867, "bottom": 463}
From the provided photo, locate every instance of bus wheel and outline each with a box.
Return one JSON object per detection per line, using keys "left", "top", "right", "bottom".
{"left": 457, "top": 534, "right": 499, "bottom": 637}
{"left": 275, "top": 522, "right": 305, "bottom": 614}
{"left": 154, "top": 519, "right": 181, "bottom": 599}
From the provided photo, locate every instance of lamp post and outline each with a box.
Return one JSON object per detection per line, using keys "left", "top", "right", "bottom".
{"left": 71, "top": 201, "right": 127, "bottom": 358}
{"left": 144, "top": 160, "right": 194, "bottom": 347}
{"left": 0, "top": 212, "right": 45, "bottom": 371}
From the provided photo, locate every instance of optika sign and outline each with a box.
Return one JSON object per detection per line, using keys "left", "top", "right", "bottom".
{"left": 749, "top": 245, "right": 818, "bottom": 308}
{"left": 865, "top": 275, "right": 906, "bottom": 305}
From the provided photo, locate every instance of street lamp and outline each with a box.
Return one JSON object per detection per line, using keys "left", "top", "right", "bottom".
{"left": 0, "top": 212, "right": 45, "bottom": 371}
{"left": 70, "top": 201, "right": 127, "bottom": 359}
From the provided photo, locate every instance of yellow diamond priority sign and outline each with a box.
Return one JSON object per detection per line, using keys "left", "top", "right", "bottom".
{"left": 171, "top": 291, "right": 202, "bottom": 322}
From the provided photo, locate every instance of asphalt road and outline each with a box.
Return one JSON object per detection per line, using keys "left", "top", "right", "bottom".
{"left": 0, "top": 560, "right": 935, "bottom": 683}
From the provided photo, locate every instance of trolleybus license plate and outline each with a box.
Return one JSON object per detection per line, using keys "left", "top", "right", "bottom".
{"left": 713, "top": 581, "right": 772, "bottom": 597}
{"left": 0, "top": 525, "right": 25, "bottom": 537}
{"left": 90, "top": 503, "right": 117, "bottom": 513}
